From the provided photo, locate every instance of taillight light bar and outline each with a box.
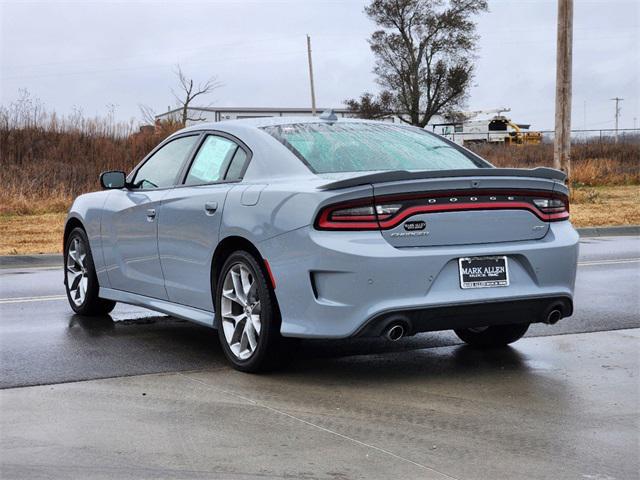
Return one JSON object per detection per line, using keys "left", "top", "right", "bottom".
{"left": 315, "top": 190, "right": 569, "bottom": 231}
{"left": 315, "top": 198, "right": 379, "bottom": 230}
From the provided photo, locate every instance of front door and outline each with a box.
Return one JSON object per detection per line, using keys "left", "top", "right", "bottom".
{"left": 101, "top": 189, "right": 170, "bottom": 299}
{"left": 101, "top": 134, "right": 200, "bottom": 299}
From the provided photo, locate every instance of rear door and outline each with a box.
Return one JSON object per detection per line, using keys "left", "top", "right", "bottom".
{"left": 158, "top": 133, "right": 251, "bottom": 312}
{"left": 370, "top": 175, "right": 559, "bottom": 248}
{"left": 102, "top": 134, "right": 200, "bottom": 299}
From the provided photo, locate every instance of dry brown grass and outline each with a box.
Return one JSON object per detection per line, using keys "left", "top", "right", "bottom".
{"left": 569, "top": 185, "right": 640, "bottom": 228}
{"left": 0, "top": 213, "right": 66, "bottom": 255}
{"left": 468, "top": 142, "right": 640, "bottom": 186}
{"left": 0, "top": 122, "right": 182, "bottom": 215}
{"left": 0, "top": 93, "right": 182, "bottom": 215}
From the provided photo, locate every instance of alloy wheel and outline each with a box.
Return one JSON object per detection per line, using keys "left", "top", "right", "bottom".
{"left": 221, "top": 263, "right": 262, "bottom": 360}
{"left": 66, "top": 237, "right": 89, "bottom": 306}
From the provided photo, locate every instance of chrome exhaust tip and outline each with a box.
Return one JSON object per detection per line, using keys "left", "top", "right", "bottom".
{"left": 545, "top": 309, "right": 562, "bottom": 325}
{"left": 384, "top": 324, "right": 405, "bottom": 342}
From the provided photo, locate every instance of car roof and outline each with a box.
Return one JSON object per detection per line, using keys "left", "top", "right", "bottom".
{"left": 178, "top": 115, "right": 392, "bottom": 134}
{"left": 171, "top": 116, "right": 414, "bottom": 183}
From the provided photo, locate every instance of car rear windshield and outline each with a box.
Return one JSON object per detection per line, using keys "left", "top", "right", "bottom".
{"left": 263, "top": 122, "right": 485, "bottom": 174}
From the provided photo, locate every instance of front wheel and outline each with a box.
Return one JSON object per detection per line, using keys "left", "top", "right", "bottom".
{"left": 216, "top": 250, "right": 283, "bottom": 372}
{"left": 454, "top": 323, "right": 529, "bottom": 348}
{"left": 64, "top": 227, "right": 116, "bottom": 316}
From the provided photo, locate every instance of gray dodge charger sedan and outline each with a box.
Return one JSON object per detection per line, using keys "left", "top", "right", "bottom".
{"left": 64, "top": 113, "right": 579, "bottom": 371}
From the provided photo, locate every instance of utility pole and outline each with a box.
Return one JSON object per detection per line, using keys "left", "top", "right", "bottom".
{"left": 554, "top": 0, "right": 573, "bottom": 177}
{"left": 611, "top": 97, "right": 623, "bottom": 142}
{"left": 306, "top": 35, "right": 317, "bottom": 116}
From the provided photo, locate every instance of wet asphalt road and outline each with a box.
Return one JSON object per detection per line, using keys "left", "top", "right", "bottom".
{"left": 0, "top": 236, "right": 638, "bottom": 389}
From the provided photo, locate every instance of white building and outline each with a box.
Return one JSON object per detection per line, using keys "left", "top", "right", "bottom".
{"left": 155, "top": 106, "right": 399, "bottom": 125}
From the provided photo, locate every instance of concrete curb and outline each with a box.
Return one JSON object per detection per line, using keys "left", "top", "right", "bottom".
{"left": 1, "top": 226, "right": 638, "bottom": 269}
{"left": 0, "top": 254, "right": 62, "bottom": 269}
{"left": 576, "top": 225, "right": 640, "bottom": 237}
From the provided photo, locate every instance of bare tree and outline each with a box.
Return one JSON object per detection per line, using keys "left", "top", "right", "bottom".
{"left": 138, "top": 104, "right": 157, "bottom": 125}
{"left": 363, "top": 0, "right": 488, "bottom": 127}
{"left": 344, "top": 91, "right": 394, "bottom": 119}
{"left": 172, "top": 65, "right": 222, "bottom": 126}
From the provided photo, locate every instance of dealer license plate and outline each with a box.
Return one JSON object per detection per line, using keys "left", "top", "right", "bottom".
{"left": 458, "top": 256, "right": 509, "bottom": 289}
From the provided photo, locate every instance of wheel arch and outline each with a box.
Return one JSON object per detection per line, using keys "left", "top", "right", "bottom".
{"left": 211, "top": 235, "right": 266, "bottom": 293}
{"left": 210, "top": 236, "right": 280, "bottom": 320}
{"left": 63, "top": 216, "right": 85, "bottom": 251}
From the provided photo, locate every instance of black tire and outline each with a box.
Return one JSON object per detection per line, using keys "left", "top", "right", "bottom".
{"left": 64, "top": 227, "right": 116, "bottom": 316}
{"left": 215, "top": 250, "right": 283, "bottom": 373}
{"left": 454, "top": 323, "right": 529, "bottom": 348}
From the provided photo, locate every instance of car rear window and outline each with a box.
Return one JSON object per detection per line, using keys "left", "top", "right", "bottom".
{"left": 263, "top": 122, "right": 484, "bottom": 173}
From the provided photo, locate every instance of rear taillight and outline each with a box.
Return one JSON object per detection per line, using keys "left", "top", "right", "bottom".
{"left": 533, "top": 197, "right": 570, "bottom": 216}
{"left": 316, "top": 199, "right": 379, "bottom": 230}
{"left": 316, "top": 190, "right": 570, "bottom": 231}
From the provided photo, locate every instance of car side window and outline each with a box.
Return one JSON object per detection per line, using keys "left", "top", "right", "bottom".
{"left": 184, "top": 135, "right": 242, "bottom": 185}
{"left": 224, "top": 148, "right": 247, "bottom": 181}
{"left": 133, "top": 135, "right": 198, "bottom": 189}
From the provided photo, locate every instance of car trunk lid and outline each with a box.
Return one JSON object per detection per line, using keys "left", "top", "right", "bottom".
{"left": 373, "top": 175, "right": 563, "bottom": 247}
{"left": 317, "top": 169, "right": 569, "bottom": 248}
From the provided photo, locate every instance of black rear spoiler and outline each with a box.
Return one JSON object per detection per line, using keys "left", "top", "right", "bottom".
{"left": 319, "top": 168, "right": 566, "bottom": 191}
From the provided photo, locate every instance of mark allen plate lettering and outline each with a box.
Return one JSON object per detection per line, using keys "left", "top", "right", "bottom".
{"left": 459, "top": 256, "right": 510, "bottom": 289}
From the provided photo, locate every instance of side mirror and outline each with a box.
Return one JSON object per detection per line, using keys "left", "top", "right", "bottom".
{"left": 100, "top": 171, "right": 127, "bottom": 189}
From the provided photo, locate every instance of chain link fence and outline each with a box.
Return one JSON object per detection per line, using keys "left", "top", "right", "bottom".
{"left": 433, "top": 128, "right": 640, "bottom": 145}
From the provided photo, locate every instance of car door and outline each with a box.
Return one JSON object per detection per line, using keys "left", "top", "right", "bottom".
{"left": 158, "top": 133, "right": 251, "bottom": 312}
{"left": 102, "top": 134, "right": 200, "bottom": 299}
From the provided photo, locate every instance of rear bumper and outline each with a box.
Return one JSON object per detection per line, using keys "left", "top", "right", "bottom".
{"left": 356, "top": 296, "right": 573, "bottom": 337}
{"left": 258, "top": 221, "right": 579, "bottom": 338}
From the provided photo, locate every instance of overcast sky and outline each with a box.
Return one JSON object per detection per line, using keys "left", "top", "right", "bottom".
{"left": 1, "top": 0, "right": 638, "bottom": 130}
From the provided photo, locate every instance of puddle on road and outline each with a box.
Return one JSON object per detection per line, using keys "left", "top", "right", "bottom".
{"left": 108, "top": 307, "right": 187, "bottom": 325}
{"left": 112, "top": 314, "right": 187, "bottom": 326}
{"left": 69, "top": 311, "right": 188, "bottom": 332}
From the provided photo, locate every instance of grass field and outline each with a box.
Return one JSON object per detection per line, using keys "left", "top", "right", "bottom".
{"left": 1, "top": 185, "right": 637, "bottom": 255}
{"left": 569, "top": 185, "right": 639, "bottom": 227}
{"left": 1, "top": 213, "right": 66, "bottom": 255}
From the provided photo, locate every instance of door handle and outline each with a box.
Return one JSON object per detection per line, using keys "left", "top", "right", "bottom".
{"left": 204, "top": 201, "right": 218, "bottom": 215}
{"left": 146, "top": 208, "right": 156, "bottom": 221}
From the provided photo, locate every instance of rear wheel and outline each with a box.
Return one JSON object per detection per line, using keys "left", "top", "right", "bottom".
{"left": 216, "top": 250, "right": 282, "bottom": 372}
{"left": 64, "top": 227, "right": 116, "bottom": 316}
{"left": 454, "top": 323, "right": 529, "bottom": 348}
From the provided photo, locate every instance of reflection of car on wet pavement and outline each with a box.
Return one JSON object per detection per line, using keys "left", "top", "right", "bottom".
{"left": 63, "top": 113, "right": 579, "bottom": 371}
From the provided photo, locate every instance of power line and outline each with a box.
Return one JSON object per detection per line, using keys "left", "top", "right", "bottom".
{"left": 0, "top": 48, "right": 314, "bottom": 82}
{"left": 2, "top": 32, "right": 363, "bottom": 72}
